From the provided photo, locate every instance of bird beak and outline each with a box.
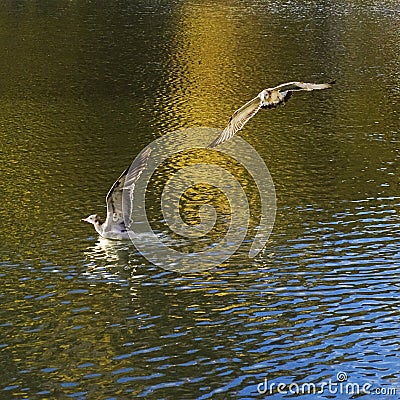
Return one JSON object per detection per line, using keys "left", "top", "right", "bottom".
{"left": 81, "top": 217, "right": 90, "bottom": 223}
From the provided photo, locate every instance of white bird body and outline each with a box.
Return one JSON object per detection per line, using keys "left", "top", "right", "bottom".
{"left": 82, "top": 147, "right": 152, "bottom": 240}
{"left": 82, "top": 213, "right": 131, "bottom": 240}
{"left": 208, "top": 81, "right": 334, "bottom": 148}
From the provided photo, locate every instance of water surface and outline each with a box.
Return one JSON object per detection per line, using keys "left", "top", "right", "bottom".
{"left": 1, "top": 1, "right": 400, "bottom": 398}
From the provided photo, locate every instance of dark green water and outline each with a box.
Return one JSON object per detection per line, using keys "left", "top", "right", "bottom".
{"left": 1, "top": 1, "right": 399, "bottom": 398}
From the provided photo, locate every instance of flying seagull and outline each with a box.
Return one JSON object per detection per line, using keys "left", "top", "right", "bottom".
{"left": 82, "top": 147, "right": 152, "bottom": 240}
{"left": 208, "top": 81, "right": 334, "bottom": 148}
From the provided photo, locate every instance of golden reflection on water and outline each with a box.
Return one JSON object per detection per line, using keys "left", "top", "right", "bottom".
{"left": 165, "top": 3, "right": 242, "bottom": 125}
{"left": 156, "top": 1, "right": 283, "bottom": 132}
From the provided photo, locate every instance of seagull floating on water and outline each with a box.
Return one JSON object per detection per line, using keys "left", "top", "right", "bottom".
{"left": 208, "top": 81, "right": 335, "bottom": 148}
{"left": 82, "top": 147, "right": 152, "bottom": 240}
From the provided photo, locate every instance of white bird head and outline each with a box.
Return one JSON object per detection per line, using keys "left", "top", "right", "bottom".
{"left": 81, "top": 214, "right": 103, "bottom": 226}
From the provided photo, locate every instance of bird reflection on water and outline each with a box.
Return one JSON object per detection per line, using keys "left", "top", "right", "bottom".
{"left": 83, "top": 238, "right": 143, "bottom": 283}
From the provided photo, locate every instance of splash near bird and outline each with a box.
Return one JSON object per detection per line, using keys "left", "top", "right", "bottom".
{"left": 208, "top": 81, "right": 335, "bottom": 148}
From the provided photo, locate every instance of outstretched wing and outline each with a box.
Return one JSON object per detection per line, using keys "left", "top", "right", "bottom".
{"left": 208, "top": 95, "right": 262, "bottom": 148}
{"left": 208, "top": 81, "right": 334, "bottom": 148}
{"left": 270, "top": 81, "right": 334, "bottom": 92}
{"left": 262, "top": 81, "right": 335, "bottom": 108}
{"left": 105, "top": 147, "right": 152, "bottom": 224}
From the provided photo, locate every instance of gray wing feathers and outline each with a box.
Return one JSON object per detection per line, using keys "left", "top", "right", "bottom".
{"left": 105, "top": 147, "right": 152, "bottom": 223}
{"left": 123, "top": 147, "right": 152, "bottom": 190}
{"left": 270, "top": 81, "right": 334, "bottom": 92}
{"left": 208, "top": 95, "right": 262, "bottom": 148}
